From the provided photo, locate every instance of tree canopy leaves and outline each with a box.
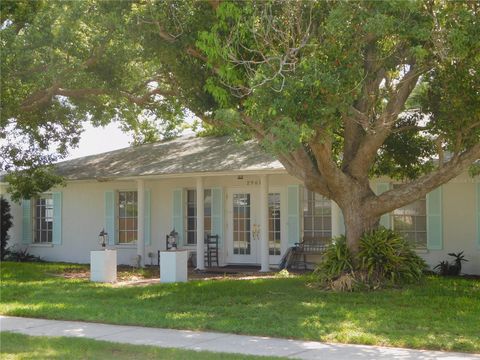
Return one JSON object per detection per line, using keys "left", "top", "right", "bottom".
{"left": 1, "top": 1, "right": 479, "bottom": 250}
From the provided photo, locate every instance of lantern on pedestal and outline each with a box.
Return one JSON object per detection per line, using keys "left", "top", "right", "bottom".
{"left": 99, "top": 229, "right": 109, "bottom": 248}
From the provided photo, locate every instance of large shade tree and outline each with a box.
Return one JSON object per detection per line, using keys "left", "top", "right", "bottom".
{"left": 1, "top": 0, "right": 479, "bottom": 256}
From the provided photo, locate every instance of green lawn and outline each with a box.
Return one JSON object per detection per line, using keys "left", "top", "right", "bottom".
{"left": 1, "top": 262, "right": 479, "bottom": 353}
{"left": 0, "top": 332, "right": 284, "bottom": 360}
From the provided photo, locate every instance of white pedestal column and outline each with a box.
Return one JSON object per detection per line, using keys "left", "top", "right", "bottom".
{"left": 90, "top": 250, "right": 117, "bottom": 283}
{"left": 260, "top": 174, "right": 269, "bottom": 272}
{"left": 137, "top": 179, "right": 145, "bottom": 267}
{"left": 196, "top": 177, "right": 205, "bottom": 270}
{"left": 160, "top": 250, "right": 188, "bottom": 283}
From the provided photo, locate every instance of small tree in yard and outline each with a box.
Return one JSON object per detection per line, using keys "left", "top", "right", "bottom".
{"left": 1, "top": 1, "right": 479, "bottom": 273}
{"left": 1, "top": 197, "right": 13, "bottom": 260}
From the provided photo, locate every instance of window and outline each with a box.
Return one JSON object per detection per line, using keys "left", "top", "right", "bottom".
{"left": 303, "top": 188, "right": 332, "bottom": 242}
{"left": 186, "top": 189, "right": 212, "bottom": 245}
{"left": 118, "top": 191, "right": 137, "bottom": 244}
{"left": 268, "top": 193, "right": 281, "bottom": 255}
{"left": 33, "top": 195, "right": 53, "bottom": 243}
{"left": 392, "top": 185, "right": 427, "bottom": 248}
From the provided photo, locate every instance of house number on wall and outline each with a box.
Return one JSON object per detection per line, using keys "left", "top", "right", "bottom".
{"left": 246, "top": 180, "right": 261, "bottom": 186}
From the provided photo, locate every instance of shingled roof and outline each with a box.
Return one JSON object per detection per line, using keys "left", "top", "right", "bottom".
{"left": 54, "top": 136, "right": 285, "bottom": 180}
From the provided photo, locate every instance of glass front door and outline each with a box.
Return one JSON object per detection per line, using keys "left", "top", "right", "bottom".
{"left": 233, "top": 193, "right": 251, "bottom": 255}
{"left": 227, "top": 189, "right": 258, "bottom": 264}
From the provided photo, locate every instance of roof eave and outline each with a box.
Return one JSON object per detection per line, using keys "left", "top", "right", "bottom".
{"left": 64, "top": 168, "right": 288, "bottom": 183}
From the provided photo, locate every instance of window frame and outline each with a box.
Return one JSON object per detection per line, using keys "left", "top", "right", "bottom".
{"left": 32, "top": 194, "right": 54, "bottom": 244}
{"left": 117, "top": 190, "right": 138, "bottom": 244}
{"left": 302, "top": 188, "right": 332, "bottom": 242}
{"left": 391, "top": 184, "right": 427, "bottom": 249}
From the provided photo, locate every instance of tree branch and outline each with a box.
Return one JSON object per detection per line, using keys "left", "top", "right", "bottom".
{"left": 346, "top": 64, "right": 423, "bottom": 180}
{"left": 241, "top": 115, "right": 331, "bottom": 196}
{"left": 343, "top": 39, "right": 385, "bottom": 170}
{"left": 56, "top": 88, "right": 108, "bottom": 98}
{"left": 391, "top": 124, "right": 429, "bottom": 134}
{"left": 289, "top": 145, "right": 331, "bottom": 197}
{"left": 186, "top": 47, "right": 209, "bottom": 63}
{"left": 20, "top": 83, "right": 179, "bottom": 112}
{"left": 342, "top": 113, "right": 365, "bottom": 169}
{"left": 208, "top": 0, "right": 221, "bottom": 11}
{"left": 20, "top": 84, "right": 60, "bottom": 112}
{"left": 369, "top": 143, "right": 480, "bottom": 216}
{"left": 309, "top": 130, "right": 351, "bottom": 195}
{"left": 18, "top": 38, "right": 110, "bottom": 112}
{"left": 120, "top": 87, "right": 178, "bottom": 105}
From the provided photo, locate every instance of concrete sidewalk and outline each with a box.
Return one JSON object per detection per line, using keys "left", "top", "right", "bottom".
{"left": 1, "top": 316, "right": 478, "bottom": 359}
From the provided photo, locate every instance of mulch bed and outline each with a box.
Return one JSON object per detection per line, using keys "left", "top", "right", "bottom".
{"left": 54, "top": 265, "right": 288, "bottom": 286}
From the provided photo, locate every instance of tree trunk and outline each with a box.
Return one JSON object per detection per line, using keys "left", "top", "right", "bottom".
{"left": 343, "top": 205, "right": 380, "bottom": 258}
{"left": 336, "top": 186, "right": 380, "bottom": 262}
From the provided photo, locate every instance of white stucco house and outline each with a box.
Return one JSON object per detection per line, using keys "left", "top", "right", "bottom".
{"left": 2, "top": 136, "right": 480, "bottom": 274}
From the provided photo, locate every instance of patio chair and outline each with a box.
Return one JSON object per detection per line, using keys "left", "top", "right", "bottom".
{"left": 204, "top": 234, "right": 219, "bottom": 268}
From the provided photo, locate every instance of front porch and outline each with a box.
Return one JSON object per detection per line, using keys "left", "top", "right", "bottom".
{"left": 130, "top": 173, "right": 343, "bottom": 272}
{"left": 132, "top": 173, "right": 286, "bottom": 271}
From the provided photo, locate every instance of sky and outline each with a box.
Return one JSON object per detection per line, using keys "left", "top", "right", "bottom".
{"left": 65, "top": 119, "right": 196, "bottom": 160}
{"left": 65, "top": 122, "right": 132, "bottom": 160}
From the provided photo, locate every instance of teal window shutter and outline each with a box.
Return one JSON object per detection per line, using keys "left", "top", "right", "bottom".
{"left": 105, "top": 191, "right": 116, "bottom": 245}
{"left": 22, "top": 199, "right": 32, "bottom": 245}
{"left": 427, "top": 186, "right": 443, "bottom": 250}
{"left": 375, "top": 183, "right": 391, "bottom": 229}
{"left": 476, "top": 182, "right": 480, "bottom": 250}
{"left": 287, "top": 185, "right": 300, "bottom": 246}
{"left": 211, "top": 187, "right": 224, "bottom": 245}
{"left": 52, "top": 192, "right": 62, "bottom": 245}
{"left": 172, "top": 189, "right": 184, "bottom": 246}
{"left": 144, "top": 190, "right": 151, "bottom": 246}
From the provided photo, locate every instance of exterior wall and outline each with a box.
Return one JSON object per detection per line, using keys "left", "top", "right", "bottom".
{"left": 3, "top": 174, "right": 302, "bottom": 266}
{"left": 3, "top": 181, "right": 130, "bottom": 264}
{"left": 2, "top": 173, "right": 479, "bottom": 274}
{"left": 368, "top": 175, "right": 479, "bottom": 275}
{"left": 420, "top": 176, "right": 479, "bottom": 275}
